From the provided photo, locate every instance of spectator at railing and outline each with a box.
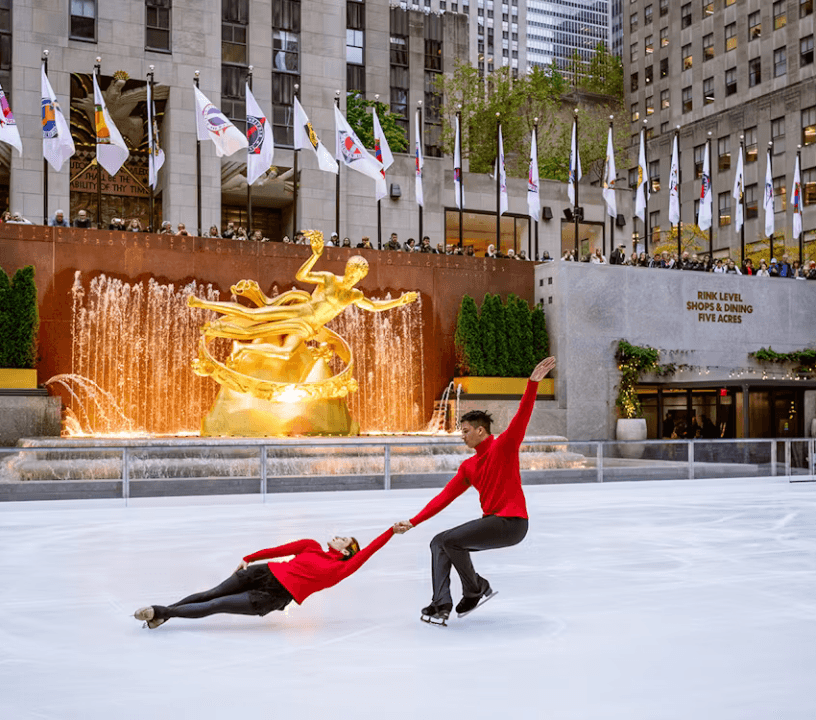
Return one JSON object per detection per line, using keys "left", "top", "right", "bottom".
{"left": 158, "top": 221, "right": 173, "bottom": 235}
{"left": 807, "top": 261, "right": 816, "bottom": 279}
{"left": 282, "top": 235, "right": 293, "bottom": 244}
{"left": 73, "top": 209, "right": 92, "bottom": 228}
{"left": 777, "top": 254, "right": 794, "bottom": 279}
{"left": 384, "top": 232, "right": 401, "bottom": 251}
{"left": 222, "top": 222, "right": 236, "bottom": 239}
{"left": 176, "top": 223, "right": 191, "bottom": 236}
{"left": 235, "top": 226, "right": 248, "bottom": 240}
{"left": 356, "top": 236, "right": 373, "bottom": 249}
{"left": 327, "top": 232, "right": 339, "bottom": 247}
{"left": 418, "top": 237, "right": 435, "bottom": 253}
{"left": 756, "top": 259, "right": 770, "bottom": 277}
{"left": 741, "top": 258, "right": 754, "bottom": 276}
{"left": 541, "top": 251, "right": 552, "bottom": 262}
{"left": 404, "top": 238, "right": 418, "bottom": 252}
{"left": 590, "top": 248, "right": 606, "bottom": 264}
{"left": 712, "top": 258, "right": 725, "bottom": 274}
{"left": 793, "top": 260, "right": 806, "bottom": 279}
{"left": 49, "top": 209, "right": 69, "bottom": 227}
{"left": 609, "top": 244, "right": 625, "bottom": 265}
{"left": 768, "top": 258, "right": 780, "bottom": 277}
{"left": 466, "top": 246, "right": 476, "bottom": 257}
{"left": 6, "top": 211, "right": 33, "bottom": 224}
{"left": 436, "top": 243, "right": 446, "bottom": 254}
{"left": 204, "top": 225, "right": 221, "bottom": 238}
{"left": 724, "top": 259, "right": 741, "bottom": 275}
{"left": 127, "top": 219, "right": 143, "bottom": 233}
{"left": 341, "top": 237, "right": 352, "bottom": 248}
{"left": 250, "top": 230, "right": 269, "bottom": 242}
{"left": 108, "top": 218, "right": 126, "bottom": 231}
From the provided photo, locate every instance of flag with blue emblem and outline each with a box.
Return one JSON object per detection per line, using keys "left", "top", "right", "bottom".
{"left": 41, "top": 64, "right": 74, "bottom": 171}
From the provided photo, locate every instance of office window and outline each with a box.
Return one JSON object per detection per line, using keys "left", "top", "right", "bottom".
{"left": 651, "top": 214, "right": 660, "bottom": 244}
{"left": 646, "top": 126, "right": 654, "bottom": 140}
{"left": 221, "top": 65, "right": 247, "bottom": 132}
{"left": 628, "top": 167, "right": 639, "bottom": 189}
{"left": 661, "top": 88, "right": 670, "bottom": 109}
{"left": 703, "top": 34, "right": 714, "bottom": 61}
{"left": 645, "top": 65, "right": 653, "bottom": 83}
{"left": 718, "top": 136, "right": 731, "bottom": 171}
{"left": 146, "top": 0, "right": 171, "bottom": 52}
{"left": 631, "top": 72, "right": 639, "bottom": 91}
{"left": 660, "top": 27, "right": 669, "bottom": 48}
{"left": 660, "top": 0, "right": 669, "bottom": 16}
{"left": 725, "top": 0, "right": 735, "bottom": 5}
{"left": 803, "top": 106, "right": 816, "bottom": 146}
{"left": 645, "top": 4, "right": 653, "bottom": 23}
{"left": 719, "top": 192, "right": 731, "bottom": 226}
{"left": 745, "top": 183, "right": 758, "bottom": 218}
{"left": 748, "top": 57, "right": 761, "bottom": 87}
{"left": 645, "top": 35, "right": 653, "bottom": 56}
{"left": 682, "top": 86, "right": 692, "bottom": 113}
{"left": 222, "top": 0, "right": 248, "bottom": 65}
{"left": 424, "top": 13, "right": 443, "bottom": 157}
{"left": 681, "top": 3, "right": 691, "bottom": 28}
{"left": 748, "top": 11, "right": 760, "bottom": 40}
{"left": 682, "top": 43, "right": 692, "bottom": 70}
{"left": 773, "top": 1, "right": 786, "bottom": 29}
{"left": 70, "top": 0, "right": 96, "bottom": 40}
{"left": 803, "top": 0, "right": 814, "bottom": 18}
{"left": 745, "top": 126, "right": 757, "bottom": 162}
{"left": 702, "top": 0, "right": 713, "bottom": 16}
{"left": 390, "top": 7, "right": 409, "bottom": 142}
{"left": 631, "top": 102, "right": 640, "bottom": 122}
{"left": 661, "top": 121, "right": 669, "bottom": 134}
{"left": 694, "top": 144, "right": 705, "bottom": 178}
{"left": 802, "top": 35, "right": 814, "bottom": 66}
{"left": 703, "top": 77, "right": 714, "bottom": 105}
{"left": 803, "top": 169, "right": 816, "bottom": 205}
{"left": 272, "top": 0, "right": 300, "bottom": 146}
{"left": 725, "top": 68, "right": 737, "bottom": 96}
{"left": 650, "top": 160, "right": 660, "bottom": 192}
{"left": 347, "top": 2, "right": 365, "bottom": 65}
{"left": 630, "top": 12, "right": 638, "bottom": 31}
{"left": 725, "top": 23, "right": 736, "bottom": 53}
{"left": 631, "top": 42, "right": 639, "bottom": 63}
{"left": 631, "top": 134, "right": 639, "bottom": 148}
{"left": 774, "top": 47, "right": 786, "bottom": 77}
{"left": 773, "top": 176, "right": 786, "bottom": 211}
{"left": 772, "top": 117, "right": 785, "bottom": 155}
{"left": 646, "top": 95, "right": 654, "bottom": 116}
{"left": 0, "top": 0, "right": 8, "bottom": 77}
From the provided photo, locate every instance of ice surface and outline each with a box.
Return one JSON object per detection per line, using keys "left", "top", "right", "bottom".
{"left": 1, "top": 478, "right": 815, "bottom": 719}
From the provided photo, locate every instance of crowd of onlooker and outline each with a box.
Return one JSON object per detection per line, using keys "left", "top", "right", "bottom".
{"left": 563, "top": 244, "right": 816, "bottom": 280}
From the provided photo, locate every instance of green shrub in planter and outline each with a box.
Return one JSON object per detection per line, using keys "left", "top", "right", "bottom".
{"left": 0, "top": 265, "right": 39, "bottom": 369}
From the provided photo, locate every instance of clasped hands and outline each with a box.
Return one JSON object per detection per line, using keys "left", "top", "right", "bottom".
{"left": 392, "top": 520, "right": 413, "bottom": 535}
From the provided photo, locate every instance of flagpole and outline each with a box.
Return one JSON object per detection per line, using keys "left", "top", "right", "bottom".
{"left": 534, "top": 117, "right": 539, "bottom": 261}
{"left": 335, "top": 90, "right": 341, "bottom": 240}
{"left": 375, "top": 94, "right": 382, "bottom": 250}
{"left": 643, "top": 120, "right": 649, "bottom": 258}
{"left": 768, "top": 140, "right": 773, "bottom": 261}
{"left": 797, "top": 144, "right": 803, "bottom": 265}
{"left": 147, "top": 65, "right": 156, "bottom": 233}
{"left": 496, "top": 113, "right": 501, "bottom": 253}
{"left": 95, "top": 57, "right": 102, "bottom": 230}
{"left": 707, "top": 131, "right": 712, "bottom": 259}
{"left": 418, "top": 100, "right": 424, "bottom": 247}
{"left": 42, "top": 50, "right": 49, "bottom": 226}
{"left": 608, "top": 116, "right": 614, "bottom": 258}
{"left": 457, "top": 105, "right": 463, "bottom": 249}
{"left": 292, "top": 83, "right": 299, "bottom": 239}
{"left": 574, "top": 109, "right": 579, "bottom": 259}
{"left": 246, "top": 66, "right": 253, "bottom": 235}
{"left": 194, "top": 70, "right": 202, "bottom": 237}
{"left": 675, "top": 126, "right": 681, "bottom": 257}
{"left": 739, "top": 134, "right": 745, "bottom": 265}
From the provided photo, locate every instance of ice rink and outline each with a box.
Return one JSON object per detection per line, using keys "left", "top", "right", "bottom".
{"left": 1, "top": 477, "right": 815, "bottom": 719}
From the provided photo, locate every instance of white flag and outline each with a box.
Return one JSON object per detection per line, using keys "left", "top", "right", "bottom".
{"left": 194, "top": 85, "right": 248, "bottom": 158}
{"left": 147, "top": 81, "right": 165, "bottom": 189}
{"left": 334, "top": 105, "right": 386, "bottom": 201}
{"left": 527, "top": 126, "right": 540, "bottom": 221}
{"left": 602, "top": 125, "right": 617, "bottom": 219}
{"left": 245, "top": 85, "right": 275, "bottom": 186}
{"left": 293, "top": 97, "right": 338, "bottom": 173}
{"left": 41, "top": 65, "right": 74, "bottom": 172}
{"left": 792, "top": 153, "right": 802, "bottom": 240}
{"left": 415, "top": 109, "right": 424, "bottom": 207}
{"left": 732, "top": 142, "right": 744, "bottom": 232}
{"left": 697, "top": 142, "right": 712, "bottom": 231}
{"left": 635, "top": 129, "right": 649, "bottom": 222}
{"left": 668, "top": 134, "right": 680, "bottom": 225}
{"left": 764, "top": 149, "right": 775, "bottom": 237}
{"left": 568, "top": 118, "right": 582, "bottom": 205}
{"left": 498, "top": 124, "right": 508, "bottom": 215}
{"left": 372, "top": 107, "right": 393, "bottom": 171}
{"left": 454, "top": 114, "right": 465, "bottom": 210}
{"left": 0, "top": 82, "right": 22, "bottom": 156}
{"left": 93, "top": 73, "right": 129, "bottom": 176}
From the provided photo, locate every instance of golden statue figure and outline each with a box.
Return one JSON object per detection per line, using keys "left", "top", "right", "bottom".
{"left": 188, "top": 230, "right": 418, "bottom": 436}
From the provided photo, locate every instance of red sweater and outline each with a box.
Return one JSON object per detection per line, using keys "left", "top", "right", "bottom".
{"left": 242, "top": 529, "right": 393, "bottom": 605}
{"left": 410, "top": 379, "right": 538, "bottom": 526}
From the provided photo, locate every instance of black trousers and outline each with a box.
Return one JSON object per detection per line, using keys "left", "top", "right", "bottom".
{"left": 430, "top": 515, "right": 529, "bottom": 606}
{"left": 153, "top": 565, "right": 293, "bottom": 621}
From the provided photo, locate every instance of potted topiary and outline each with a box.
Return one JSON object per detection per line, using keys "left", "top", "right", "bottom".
{"left": 0, "top": 265, "right": 39, "bottom": 389}
{"left": 615, "top": 340, "right": 659, "bottom": 456}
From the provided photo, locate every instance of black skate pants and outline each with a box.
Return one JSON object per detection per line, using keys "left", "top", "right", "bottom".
{"left": 430, "top": 515, "right": 528, "bottom": 606}
{"left": 154, "top": 564, "right": 292, "bottom": 621}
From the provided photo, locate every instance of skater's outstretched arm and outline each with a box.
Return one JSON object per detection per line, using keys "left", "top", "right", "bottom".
{"left": 501, "top": 356, "right": 556, "bottom": 447}
{"left": 394, "top": 471, "right": 471, "bottom": 532}
{"left": 242, "top": 539, "right": 320, "bottom": 565}
{"left": 335, "top": 528, "right": 395, "bottom": 576}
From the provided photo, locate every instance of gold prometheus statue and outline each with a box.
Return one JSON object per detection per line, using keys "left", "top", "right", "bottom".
{"left": 188, "top": 230, "right": 418, "bottom": 436}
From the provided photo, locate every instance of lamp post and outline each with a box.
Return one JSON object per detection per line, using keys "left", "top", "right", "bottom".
{"left": 42, "top": 49, "right": 49, "bottom": 226}
{"left": 194, "top": 70, "right": 202, "bottom": 237}
{"left": 95, "top": 57, "right": 102, "bottom": 229}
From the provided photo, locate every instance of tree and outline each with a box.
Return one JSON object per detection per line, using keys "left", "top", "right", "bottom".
{"left": 505, "top": 294, "right": 535, "bottom": 376}
{"left": 579, "top": 43, "right": 624, "bottom": 99}
{"left": 0, "top": 267, "right": 10, "bottom": 367}
{"left": 345, "top": 93, "right": 409, "bottom": 154}
{"left": 531, "top": 305, "right": 549, "bottom": 366}
{"left": 454, "top": 294, "right": 483, "bottom": 376}
{"left": 0, "top": 265, "right": 39, "bottom": 369}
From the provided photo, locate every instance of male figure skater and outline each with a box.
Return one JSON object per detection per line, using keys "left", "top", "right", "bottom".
{"left": 134, "top": 530, "right": 393, "bottom": 628}
{"left": 394, "top": 355, "right": 556, "bottom": 625}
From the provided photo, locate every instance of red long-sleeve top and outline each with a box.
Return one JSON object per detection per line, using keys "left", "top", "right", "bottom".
{"left": 242, "top": 529, "right": 393, "bottom": 605}
{"left": 410, "top": 379, "right": 539, "bottom": 526}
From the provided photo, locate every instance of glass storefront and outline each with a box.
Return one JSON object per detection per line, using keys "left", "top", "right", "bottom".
{"left": 444, "top": 210, "right": 530, "bottom": 257}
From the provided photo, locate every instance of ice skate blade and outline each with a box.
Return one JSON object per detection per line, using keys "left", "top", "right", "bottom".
{"left": 457, "top": 589, "right": 498, "bottom": 618}
{"left": 420, "top": 614, "right": 448, "bottom": 627}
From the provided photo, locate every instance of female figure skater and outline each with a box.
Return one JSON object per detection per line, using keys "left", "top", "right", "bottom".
{"left": 134, "top": 529, "right": 394, "bottom": 628}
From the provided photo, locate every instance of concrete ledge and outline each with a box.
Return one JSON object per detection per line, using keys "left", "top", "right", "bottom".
{"left": 0, "top": 395, "right": 61, "bottom": 446}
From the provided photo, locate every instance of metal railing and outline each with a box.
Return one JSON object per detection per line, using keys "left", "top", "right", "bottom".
{"left": 0, "top": 436, "right": 813, "bottom": 503}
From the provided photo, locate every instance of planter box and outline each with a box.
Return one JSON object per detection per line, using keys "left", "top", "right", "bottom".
{"left": 0, "top": 369, "right": 37, "bottom": 389}
{"left": 454, "top": 377, "right": 554, "bottom": 396}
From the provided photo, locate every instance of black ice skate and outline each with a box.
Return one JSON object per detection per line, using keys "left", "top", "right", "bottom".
{"left": 420, "top": 602, "right": 452, "bottom": 627}
{"left": 456, "top": 585, "right": 498, "bottom": 618}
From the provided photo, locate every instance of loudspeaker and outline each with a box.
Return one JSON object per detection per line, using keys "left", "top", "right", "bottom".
{"left": 390, "top": 183, "right": 401, "bottom": 199}
{"left": 542, "top": 206, "right": 553, "bottom": 220}
{"left": 563, "top": 208, "right": 573, "bottom": 222}
{"left": 616, "top": 213, "right": 626, "bottom": 227}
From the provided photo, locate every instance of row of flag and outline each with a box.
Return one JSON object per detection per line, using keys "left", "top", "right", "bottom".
{"left": 633, "top": 128, "right": 803, "bottom": 241}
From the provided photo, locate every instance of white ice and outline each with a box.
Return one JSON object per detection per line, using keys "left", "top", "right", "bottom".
{"left": 1, "top": 478, "right": 815, "bottom": 720}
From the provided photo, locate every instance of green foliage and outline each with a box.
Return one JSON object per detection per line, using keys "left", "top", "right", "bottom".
{"left": 0, "top": 265, "right": 39, "bottom": 369}
{"left": 615, "top": 340, "right": 660, "bottom": 419}
{"left": 531, "top": 305, "right": 549, "bottom": 368}
{"left": 577, "top": 42, "right": 624, "bottom": 98}
{"left": 345, "top": 93, "right": 409, "bottom": 154}
{"left": 751, "top": 347, "right": 816, "bottom": 373}
{"left": 454, "top": 295, "right": 483, "bottom": 376}
{"left": 505, "top": 295, "right": 535, "bottom": 376}
{"left": 479, "top": 293, "right": 508, "bottom": 376}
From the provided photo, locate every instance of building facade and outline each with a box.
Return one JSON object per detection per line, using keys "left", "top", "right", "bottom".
{"left": 624, "top": 0, "right": 816, "bottom": 262}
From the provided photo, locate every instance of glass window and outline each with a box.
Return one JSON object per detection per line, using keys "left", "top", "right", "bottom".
{"left": 273, "top": 30, "right": 299, "bottom": 71}
{"left": 694, "top": 144, "right": 704, "bottom": 178}
{"left": 774, "top": 47, "right": 786, "bottom": 77}
{"left": 630, "top": 12, "right": 638, "bottom": 31}
{"left": 146, "top": 0, "right": 171, "bottom": 52}
{"left": 682, "top": 44, "right": 693, "bottom": 70}
{"left": 803, "top": 168, "right": 816, "bottom": 205}
{"left": 631, "top": 72, "right": 639, "bottom": 91}
{"left": 222, "top": 21, "right": 248, "bottom": 65}
{"left": 725, "top": 0, "right": 735, "bottom": 5}
{"left": 646, "top": 95, "right": 654, "bottom": 116}
{"left": 645, "top": 35, "right": 653, "bottom": 56}
{"left": 771, "top": 117, "right": 785, "bottom": 155}
{"left": 221, "top": 65, "right": 247, "bottom": 132}
{"left": 773, "top": 176, "right": 786, "bottom": 211}
{"left": 681, "top": 3, "right": 691, "bottom": 28}
{"left": 703, "top": 77, "right": 714, "bottom": 105}
{"left": 719, "top": 192, "right": 731, "bottom": 226}
{"left": 645, "top": 65, "right": 653, "bottom": 83}
{"left": 683, "top": 86, "right": 693, "bottom": 113}
{"left": 631, "top": 102, "right": 640, "bottom": 122}
{"left": 718, "top": 136, "right": 731, "bottom": 171}
{"left": 745, "top": 183, "right": 758, "bottom": 218}
{"left": 272, "top": 0, "right": 300, "bottom": 147}
{"left": 660, "top": 57, "right": 668, "bottom": 78}
{"left": 702, "top": 0, "right": 713, "bottom": 16}
{"left": 749, "top": 57, "right": 761, "bottom": 87}
{"left": 660, "top": 27, "right": 669, "bottom": 47}
{"left": 773, "top": 1, "right": 786, "bottom": 29}
{"left": 703, "top": 34, "right": 714, "bottom": 61}
{"left": 631, "top": 42, "right": 639, "bottom": 62}
{"left": 745, "top": 126, "right": 757, "bottom": 162}
{"left": 660, "top": 0, "right": 669, "bottom": 16}
{"left": 802, "top": 106, "right": 816, "bottom": 146}
{"left": 661, "top": 88, "right": 670, "bottom": 109}
{"left": 347, "top": 64, "right": 365, "bottom": 95}
{"left": 661, "top": 121, "right": 669, "bottom": 134}
{"left": 70, "top": 0, "right": 96, "bottom": 40}
{"left": 802, "top": 35, "right": 814, "bottom": 66}
{"left": 748, "top": 11, "right": 761, "bottom": 41}
{"left": 346, "top": 29, "right": 364, "bottom": 65}
{"left": 644, "top": 3, "right": 653, "bottom": 23}
{"left": 725, "top": 23, "right": 736, "bottom": 53}
{"left": 803, "top": 0, "right": 814, "bottom": 18}
{"left": 725, "top": 68, "right": 737, "bottom": 96}
{"left": 650, "top": 160, "right": 660, "bottom": 192}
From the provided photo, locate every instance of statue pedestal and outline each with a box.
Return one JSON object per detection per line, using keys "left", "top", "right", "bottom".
{"left": 201, "top": 387, "right": 360, "bottom": 437}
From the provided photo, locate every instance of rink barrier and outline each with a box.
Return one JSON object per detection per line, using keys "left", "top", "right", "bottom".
{"left": 0, "top": 437, "right": 814, "bottom": 503}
